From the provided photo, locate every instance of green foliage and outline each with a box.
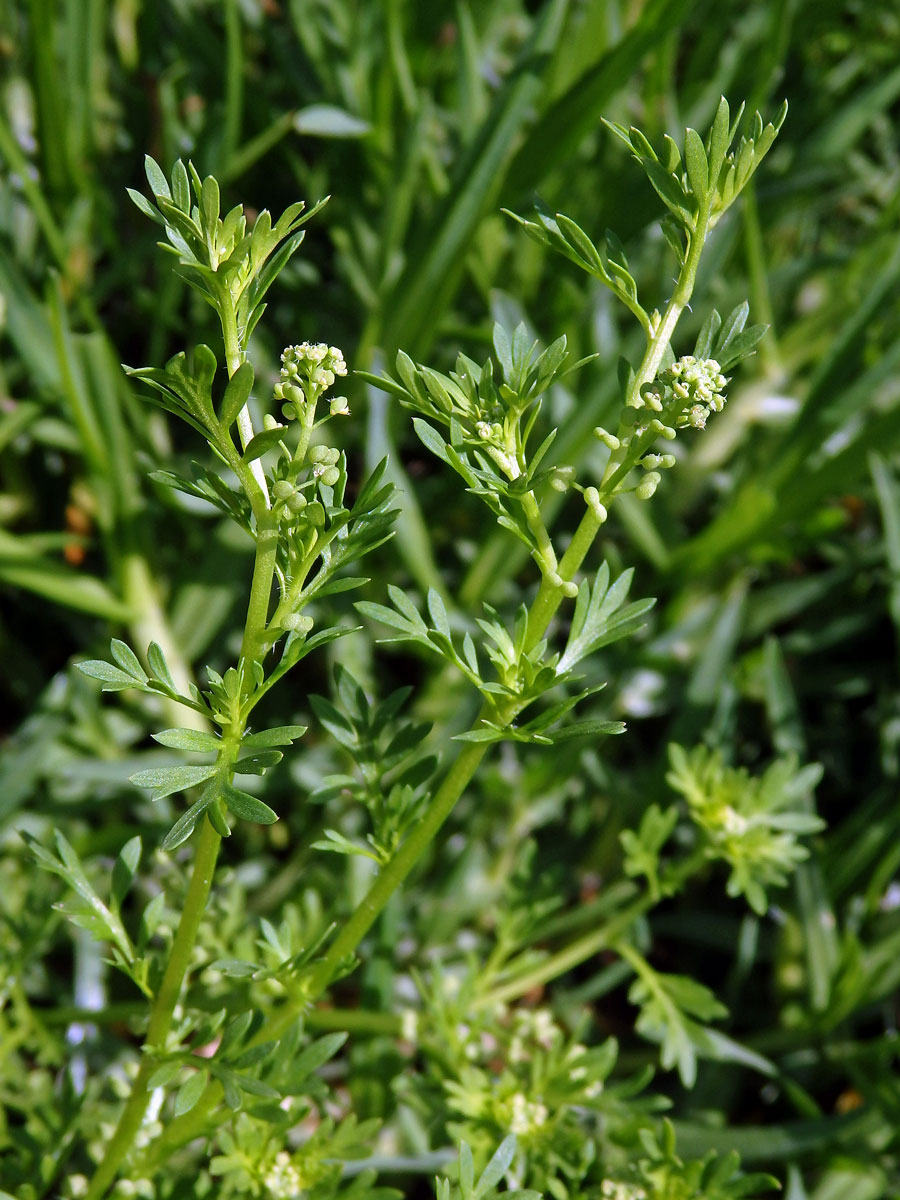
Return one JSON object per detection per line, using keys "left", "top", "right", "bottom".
{"left": 667, "top": 744, "right": 825, "bottom": 915}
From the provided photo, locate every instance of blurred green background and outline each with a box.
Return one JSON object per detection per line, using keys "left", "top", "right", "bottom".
{"left": 3, "top": 0, "right": 900, "bottom": 1194}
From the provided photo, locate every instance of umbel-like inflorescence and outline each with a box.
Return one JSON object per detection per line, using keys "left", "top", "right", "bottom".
{"left": 644, "top": 355, "right": 729, "bottom": 429}
{"left": 275, "top": 342, "right": 349, "bottom": 419}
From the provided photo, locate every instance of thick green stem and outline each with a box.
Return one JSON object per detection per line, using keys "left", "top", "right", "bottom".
{"left": 239, "top": 515, "right": 280, "bottom": 664}
{"left": 83, "top": 820, "right": 221, "bottom": 1200}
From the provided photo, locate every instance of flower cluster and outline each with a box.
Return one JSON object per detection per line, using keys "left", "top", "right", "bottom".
{"left": 275, "top": 342, "right": 349, "bottom": 419}
{"left": 308, "top": 443, "right": 341, "bottom": 486}
{"left": 600, "top": 1182, "right": 648, "bottom": 1200}
{"left": 667, "top": 744, "right": 825, "bottom": 915}
{"left": 264, "top": 1152, "right": 305, "bottom": 1197}
{"left": 645, "top": 356, "right": 728, "bottom": 429}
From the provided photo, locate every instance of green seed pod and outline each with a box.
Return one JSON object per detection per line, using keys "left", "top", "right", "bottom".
{"left": 272, "top": 480, "right": 294, "bottom": 501}
{"left": 286, "top": 491, "right": 307, "bottom": 513}
{"left": 319, "top": 466, "right": 340, "bottom": 487}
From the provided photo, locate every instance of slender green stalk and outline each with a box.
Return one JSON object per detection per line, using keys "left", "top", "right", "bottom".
{"left": 239, "top": 515, "right": 280, "bottom": 664}
{"left": 83, "top": 820, "right": 221, "bottom": 1200}
{"left": 83, "top": 310, "right": 283, "bottom": 1199}
{"left": 302, "top": 737, "right": 498, "bottom": 1002}
{"left": 481, "top": 902, "right": 647, "bottom": 1009}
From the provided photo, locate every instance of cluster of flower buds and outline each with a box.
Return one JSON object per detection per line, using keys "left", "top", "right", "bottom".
{"left": 274, "top": 342, "right": 349, "bottom": 420}
{"left": 308, "top": 444, "right": 340, "bottom": 487}
{"left": 599, "top": 1182, "right": 648, "bottom": 1200}
{"left": 271, "top": 479, "right": 326, "bottom": 528}
{"left": 644, "top": 355, "right": 728, "bottom": 429}
{"left": 475, "top": 418, "right": 503, "bottom": 443}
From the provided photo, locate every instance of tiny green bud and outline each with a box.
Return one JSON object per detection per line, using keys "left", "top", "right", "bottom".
{"left": 263, "top": 415, "right": 284, "bottom": 432}
{"left": 550, "top": 466, "right": 575, "bottom": 493}
{"left": 635, "top": 472, "right": 661, "bottom": 500}
{"left": 281, "top": 402, "right": 299, "bottom": 421}
{"left": 282, "top": 613, "right": 314, "bottom": 634}
{"left": 593, "top": 427, "right": 621, "bottom": 451}
{"left": 649, "top": 419, "right": 677, "bottom": 440}
{"left": 551, "top": 571, "right": 579, "bottom": 598}
{"left": 584, "top": 487, "right": 608, "bottom": 524}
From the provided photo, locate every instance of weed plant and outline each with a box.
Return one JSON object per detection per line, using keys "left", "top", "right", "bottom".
{"left": 2, "top": 4, "right": 900, "bottom": 1200}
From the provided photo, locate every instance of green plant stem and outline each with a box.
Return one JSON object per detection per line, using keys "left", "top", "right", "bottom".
{"left": 220, "top": 296, "right": 268, "bottom": 500}
{"left": 239, "top": 514, "right": 280, "bottom": 664}
{"left": 83, "top": 820, "right": 221, "bottom": 1200}
{"left": 139, "top": 734, "right": 511, "bottom": 1165}
{"left": 520, "top": 490, "right": 559, "bottom": 577}
{"left": 480, "top": 850, "right": 709, "bottom": 1008}
{"left": 301, "top": 737, "right": 497, "bottom": 1003}
{"left": 84, "top": 323, "right": 283, "bottom": 1199}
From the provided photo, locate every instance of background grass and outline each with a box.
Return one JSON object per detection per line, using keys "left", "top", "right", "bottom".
{"left": 2, "top": 0, "right": 900, "bottom": 1196}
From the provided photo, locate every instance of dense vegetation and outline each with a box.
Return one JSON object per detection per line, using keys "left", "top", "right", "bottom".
{"left": 2, "top": 1, "right": 900, "bottom": 1197}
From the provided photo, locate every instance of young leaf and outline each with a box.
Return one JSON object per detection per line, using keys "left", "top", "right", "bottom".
{"left": 129, "top": 764, "right": 218, "bottom": 801}
{"left": 221, "top": 783, "right": 278, "bottom": 824}
{"left": 683, "top": 127, "right": 709, "bottom": 201}
{"left": 241, "top": 725, "right": 307, "bottom": 749}
{"left": 174, "top": 1069, "right": 209, "bottom": 1117}
{"left": 77, "top": 660, "right": 143, "bottom": 690}
{"left": 219, "top": 361, "right": 255, "bottom": 428}
{"left": 152, "top": 729, "right": 221, "bottom": 752}
{"left": 111, "top": 836, "right": 142, "bottom": 911}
